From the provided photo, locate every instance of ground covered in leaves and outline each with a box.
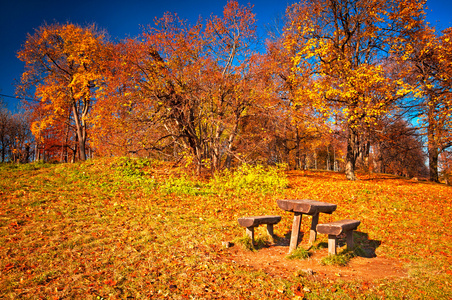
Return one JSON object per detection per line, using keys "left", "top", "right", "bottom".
{"left": 1, "top": 158, "right": 451, "bottom": 299}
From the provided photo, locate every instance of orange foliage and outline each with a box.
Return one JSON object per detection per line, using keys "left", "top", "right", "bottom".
{"left": 14, "top": 0, "right": 450, "bottom": 182}
{"left": 405, "top": 24, "right": 452, "bottom": 181}
{"left": 17, "top": 22, "right": 108, "bottom": 161}
{"left": 91, "top": 1, "right": 260, "bottom": 172}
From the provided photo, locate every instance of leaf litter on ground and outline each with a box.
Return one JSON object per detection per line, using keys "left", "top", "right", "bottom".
{"left": 0, "top": 158, "right": 451, "bottom": 299}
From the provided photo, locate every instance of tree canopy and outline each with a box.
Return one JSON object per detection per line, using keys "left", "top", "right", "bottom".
{"left": 15, "top": 0, "right": 452, "bottom": 182}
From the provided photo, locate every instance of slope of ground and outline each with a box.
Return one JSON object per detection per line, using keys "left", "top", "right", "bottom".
{"left": 1, "top": 160, "right": 451, "bottom": 299}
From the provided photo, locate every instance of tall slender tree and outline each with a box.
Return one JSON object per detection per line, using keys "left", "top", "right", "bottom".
{"left": 17, "top": 23, "right": 107, "bottom": 160}
{"left": 406, "top": 25, "right": 452, "bottom": 181}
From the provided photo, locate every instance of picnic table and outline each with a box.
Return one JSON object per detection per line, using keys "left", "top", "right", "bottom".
{"left": 277, "top": 199, "right": 337, "bottom": 252}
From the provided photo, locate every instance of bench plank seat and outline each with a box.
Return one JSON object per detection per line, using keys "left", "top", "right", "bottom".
{"left": 316, "top": 219, "right": 360, "bottom": 236}
{"left": 316, "top": 219, "right": 360, "bottom": 255}
{"left": 238, "top": 215, "right": 281, "bottom": 244}
{"left": 238, "top": 215, "right": 281, "bottom": 228}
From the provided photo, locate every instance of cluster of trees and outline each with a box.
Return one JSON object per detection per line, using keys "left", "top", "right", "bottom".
{"left": 0, "top": 99, "right": 33, "bottom": 163}
{"left": 15, "top": 0, "right": 452, "bottom": 182}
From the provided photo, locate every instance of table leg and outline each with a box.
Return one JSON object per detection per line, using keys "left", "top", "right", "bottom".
{"left": 246, "top": 227, "right": 254, "bottom": 244}
{"left": 289, "top": 212, "right": 302, "bottom": 252}
{"left": 309, "top": 213, "right": 319, "bottom": 243}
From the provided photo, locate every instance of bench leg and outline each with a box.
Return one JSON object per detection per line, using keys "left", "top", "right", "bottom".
{"left": 246, "top": 227, "right": 255, "bottom": 244}
{"left": 266, "top": 224, "right": 274, "bottom": 238}
{"left": 309, "top": 213, "right": 319, "bottom": 243}
{"left": 345, "top": 230, "right": 354, "bottom": 249}
{"left": 328, "top": 234, "right": 337, "bottom": 255}
{"left": 289, "top": 212, "right": 303, "bottom": 252}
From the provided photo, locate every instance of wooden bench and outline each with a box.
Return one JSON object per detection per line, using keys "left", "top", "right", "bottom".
{"left": 316, "top": 219, "right": 360, "bottom": 255}
{"left": 238, "top": 215, "right": 281, "bottom": 244}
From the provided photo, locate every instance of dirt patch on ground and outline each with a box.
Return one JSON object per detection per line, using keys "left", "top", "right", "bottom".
{"left": 226, "top": 238, "right": 408, "bottom": 282}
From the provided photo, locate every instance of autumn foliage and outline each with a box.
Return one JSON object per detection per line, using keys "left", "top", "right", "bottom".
{"left": 17, "top": 23, "right": 108, "bottom": 161}
{"left": 14, "top": 0, "right": 452, "bottom": 181}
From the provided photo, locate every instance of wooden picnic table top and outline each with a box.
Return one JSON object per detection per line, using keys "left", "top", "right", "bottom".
{"left": 276, "top": 199, "right": 337, "bottom": 215}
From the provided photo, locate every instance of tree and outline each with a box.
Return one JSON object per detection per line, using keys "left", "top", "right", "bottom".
{"left": 372, "top": 118, "right": 427, "bottom": 177}
{"left": 23, "top": 98, "right": 76, "bottom": 162}
{"left": 17, "top": 22, "right": 107, "bottom": 161}
{"left": 281, "top": 0, "right": 425, "bottom": 180}
{"left": 92, "top": 1, "right": 258, "bottom": 172}
{"left": 9, "top": 112, "right": 33, "bottom": 163}
{"left": 260, "top": 19, "right": 330, "bottom": 169}
{"left": 0, "top": 99, "right": 33, "bottom": 163}
{"left": 0, "top": 99, "right": 12, "bottom": 162}
{"left": 440, "top": 150, "right": 452, "bottom": 184}
{"left": 406, "top": 25, "right": 452, "bottom": 182}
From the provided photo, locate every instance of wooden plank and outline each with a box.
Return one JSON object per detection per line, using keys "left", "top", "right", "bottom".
{"left": 277, "top": 199, "right": 337, "bottom": 215}
{"left": 316, "top": 219, "right": 361, "bottom": 236}
{"left": 276, "top": 199, "right": 296, "bottom": 212}
{"left": 237, "top": 215, "right": 281, "bottom": 228}
{"left": 289, "top": 212, "right": 302, "bottom": 252}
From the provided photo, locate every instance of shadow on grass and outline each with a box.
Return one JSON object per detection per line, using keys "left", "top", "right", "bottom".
{"left": 236, "top": 230, "right": 380, "bottom": 259}
{"left": 237, "top": 230, "right": 304, "bottom": 251}
{"left": 234, "top": 234, "right": 282, "bottom": 251}
{"left": 272, "top": 231, "right": 306, "bottom": 247}
{"left": 359, "top": 173, "right": 435, "bottom": 185}
{"left": 352, "top": 231, "right": 381, "bottom": 258}
{"left": 274, "top": 231, "right": 380, "bottom": 258}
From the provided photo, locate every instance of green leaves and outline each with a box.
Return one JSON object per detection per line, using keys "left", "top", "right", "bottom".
{"left": 111, "top": 158, "right": 289, "bottom": 197}
{"left": 211, "top": 164, "right": 289, "bottom": 196}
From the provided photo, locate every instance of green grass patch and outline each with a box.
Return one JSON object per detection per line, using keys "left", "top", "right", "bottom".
{"left": 286, "top": 247, "right": 311, "bottom": 260}
{"left": 108, "top": 158, "right": 289, "bottom": 197}
{"left": 320, "top": 248, "right": 356, "bottom": 266}
{"left": 234, "top": 234, "right": 272, "bottom": 251}
{"left": 234, "top": 235, "right": 256, "bottom": 251}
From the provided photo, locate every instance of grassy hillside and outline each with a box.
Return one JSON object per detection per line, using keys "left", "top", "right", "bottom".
{"left": 1, "top": 158, "right": 451, "bottom": 299}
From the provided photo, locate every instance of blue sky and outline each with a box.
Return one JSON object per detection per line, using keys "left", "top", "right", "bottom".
{"left": 1, "top": 0, "right": 451, "bottom": 113}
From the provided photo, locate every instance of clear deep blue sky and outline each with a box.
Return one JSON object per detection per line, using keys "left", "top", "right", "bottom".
{"left": 1, "top": 0, "right": 451, "bottom": 113}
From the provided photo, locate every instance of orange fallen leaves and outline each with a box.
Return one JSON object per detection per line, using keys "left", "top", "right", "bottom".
{"left": 1, "top": 161, "right": 452, "bottom": 299}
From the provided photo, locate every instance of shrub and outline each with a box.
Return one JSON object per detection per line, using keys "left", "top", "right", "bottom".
{"left": 211, "top": 164, "right": 288, "bottom": 196}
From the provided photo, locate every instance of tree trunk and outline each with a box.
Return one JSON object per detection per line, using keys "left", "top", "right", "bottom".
{"left": 211, "top": 125, "right": 224, "bottom": 172}
{"left": 345, "top": 127, "right": 358, "bottom": 180}
{"left": 1, "top": 144, "right": 4, "bottom": 163}
{"left": 225, "top": 117, "right": 239, "bottom": 169}
{"left": 35, "top": 143, "right": 40, "bottom": 162}
{"left": 72, "top": 102, "right": 87, "bottom": 161}
{"left": 427, "top": 105, "right": 439, "bottom": 182}
{"left": 362, "top": 140, "right": 370, "bottom": 169}
{"left": 428, "top": 139, "right": 439, "bottom": 182}
{"left": 314, "top": 150, "right": 318, "bottom": 170}
{"left": 326, "top": 145, "right": 330, "bottom": 171}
